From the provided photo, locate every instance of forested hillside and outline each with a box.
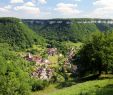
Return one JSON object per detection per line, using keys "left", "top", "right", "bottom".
{"left": 23, "top": 19, "right": 113, "bottom": 42}
{"left": 0, "top": 17, "right": 45, "bottom": 50}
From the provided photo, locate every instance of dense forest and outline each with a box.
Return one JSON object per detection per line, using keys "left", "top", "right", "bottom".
{"left": 23, "top": 19, "right": 113, "bottom": 42}
{"left": 0, "top": 17, "right": 46, "bottom": 50}
{"left": 1, "top": 17, "right": 113, "bottom": 95}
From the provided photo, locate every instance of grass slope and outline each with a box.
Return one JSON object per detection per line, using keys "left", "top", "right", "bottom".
{"left": 49, "top": 79, "right": 113, "bottom": 95}
{"left": 32, "top": 76, "right": 113, "bottom": 95}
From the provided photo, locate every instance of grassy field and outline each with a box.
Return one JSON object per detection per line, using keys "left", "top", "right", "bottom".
{"left": 62, "top": 41, "right": 83, "bottom": 49}
{"left": 32, "top": 84, "right": 58, "bottom": 95}
{"left": 49, "top": 79, "right": 113, "bottom": 95}
{"left": 32, "top": 75, "right": 113, "bottom": 95}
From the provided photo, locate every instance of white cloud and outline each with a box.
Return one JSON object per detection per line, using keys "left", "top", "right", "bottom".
{"left": 0, "top": 5, "right": 12, "bottom": 14}
{"left": 0, "top": 8, "right": 9, "bottom": 13}
{"left": 54, "top": 3, "right": 81, "bottom": 16}
{"left": 10, "top": 0, "right": 24, "bottom": 3}
{"left": 24, "top": 2, "right": 35, "bottom": 7}
{"left": 0, "top": 1, "right": 46, "bottom": 19}
{"left": 38, "top": 0, "right": 47, "bottom": 4}
{"left": 14, "top": 2, "right": 40, "bottom": 16}
{"left": 88, "top": 0, "right": 113, "bottom": 18}
{"left": 75, "top": 0, "right": 81, "bottom": 1}
{"left": 93, "top": 0, "right": 113, "bottom": 7}
{"left": 0, "top": 7, "right": 13, "bottom": 18}
{"left": 4, "top": 5, "right": 12, "bottom": 10}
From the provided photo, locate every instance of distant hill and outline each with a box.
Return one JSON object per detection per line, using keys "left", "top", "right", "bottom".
{"left": 23, "top": 18, "right": 113, "bottom": 42}
{"left": 0, "top": 17, "right": 45, "bottom": 50}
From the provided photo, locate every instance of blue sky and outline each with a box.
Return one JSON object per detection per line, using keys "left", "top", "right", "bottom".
{"left": 0, "top": 0, "right": 113, "bottom": 19}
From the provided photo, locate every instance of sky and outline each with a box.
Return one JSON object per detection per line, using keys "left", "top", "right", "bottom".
{"left": 0, "top": 0, "right": 113, "bottom": 19}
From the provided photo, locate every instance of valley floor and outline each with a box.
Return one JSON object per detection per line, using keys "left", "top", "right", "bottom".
{"left": 32, "top": 75, "right": 113, "bottom": 95}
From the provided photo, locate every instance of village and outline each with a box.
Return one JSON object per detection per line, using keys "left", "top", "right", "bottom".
{"left": 23, "top": 47, "right": 77, "bottom": 80}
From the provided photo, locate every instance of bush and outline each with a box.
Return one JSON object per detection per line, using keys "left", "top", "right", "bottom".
{"left": 31, "top": 78, "right": 49, "bottom": 91}
{"left": 0, "top": 46, "right": 32, "bottom": 95}
{"left": 0, "top": 57, "right": 31, "bottom": 95}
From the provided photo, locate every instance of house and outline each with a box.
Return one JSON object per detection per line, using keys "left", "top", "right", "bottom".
{"left": 47, "top": 48, "right": 57, "bottom": 56}
{"left": 24, "top": 53, "right": 53, "bottom": 80}
{"left": 24, "top": 53, "right": 42, "bottom": 63}
{"left": 43, "top": 59, "right": 51, "bottom": 64}
{"left": 32, "top": 66, "right": 53, "bottom": 80}
{"left": 24, "top": 53, "right": 51, "bottom": 65}
{"left": 32, "top": 56, "right": 42, "bottom": 64}
{"left": 67, "top": 48, "right": 75, "bottom": 60}
{"left": 24, "top": 53, "right": 33, "bottom": 61}
{"left": 64, "top": 59, "right": 70, "bottom": 65}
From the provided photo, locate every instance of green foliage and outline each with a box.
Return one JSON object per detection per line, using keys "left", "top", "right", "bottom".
{"left": 0, "top": 17, "right": 46, "bottom": 50}
{"left": 26, "top": 45, "right": 46, "bottom": 56}
{"left": 0, "top": 43, "right": 31, "bottom": 95}
{"left": 31, "top": 78, "right": 49, "bottom": 91}
{"left": 49, "top": 78, "right": 113, "bottom": 95}
{"left": 96, "top": 23, "right": 113, "bottom": 32}
{"left": 75, "top": 32, "right": 113, "bottom": 77}
{"left": 1, "top": 18, "right": 113, "bottom": 95}
{"left": 23, "top": 19, "right": 113, "bottom": 43}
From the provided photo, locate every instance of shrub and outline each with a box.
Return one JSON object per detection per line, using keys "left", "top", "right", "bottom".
{"left": 31, "top": 78, "right": 49, "bottom": 91}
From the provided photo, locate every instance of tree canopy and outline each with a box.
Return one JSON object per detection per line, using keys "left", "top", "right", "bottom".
{"left": 74, "top": 32, "right": 113, "bottom": 77}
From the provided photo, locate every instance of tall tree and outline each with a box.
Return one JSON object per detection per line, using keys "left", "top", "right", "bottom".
{"left": 74, "top": 32, "right": 113, "bottom": 77}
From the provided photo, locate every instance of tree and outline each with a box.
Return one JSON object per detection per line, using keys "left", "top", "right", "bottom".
{"left": 74, "top": 32, "right": 113, "bottom": 77}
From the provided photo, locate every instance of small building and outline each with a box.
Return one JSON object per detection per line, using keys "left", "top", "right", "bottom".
{"left": 32, "top": 66, "right": 53, "bottom": 80}
{"left": 24, "top": 53, "right": 33, "bottom": 61}
{"left": 24, "top": 53, "right": 51, "bottom": 65}
{"left": 47, "top": 48, "right": 57, "bottom": 56}
{"left": 32, "top": 56, "right": 42, "bottom": 64}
